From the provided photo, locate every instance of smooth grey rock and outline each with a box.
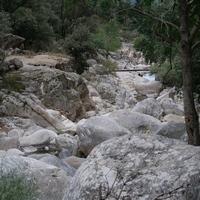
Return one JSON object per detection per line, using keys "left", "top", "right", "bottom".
{"left": 109, "top": 110, "right": 161, "bottom": 134}
{"left": 27, "top": 153, "right": 50, "bottom": 160}
{"left": 6, "top": 148, "right": 25, "bottom": 156}
{"left": 39, "top": 155, "right": 76, "bottom": 176}
{"left": 22, "top": 146, "right": 38, "bottom": 154}
{"left": 0, "top": 137, "right": 19, "bottom": 150}
{"left": 7, "top": 128, "right": 24, "bottom": 137}
{"left": 155, "top": 122, "right": 187, "bottom": 140}
{"left": 160, "top": 98, "right": 184, "bottom": 116}
{"left": 162, "top": 114, "right": 185, "bottom": 123}
{"left": 0, "top": 150, "right": 6, "bottom": 155}
{"left": 58, "top": 150, "right": 72, "bottom": 159}
{"left": 62, "top": 156, "right": 86, "bottom": 169}
{"left": 132, "top": 98, "right": 164, "bottom": 119}
{"left": 156, "top": 89, "right": 174, "bottom": 102}
{"left": 19, "top": 129, "right": 57, "bottom": 147}
{"left": 77, "top": 116, "right": 130, "bottom": 156}
{"left": 21, "top": 143, "right": 57, "bottom": 154}
{"left": 0, "top": 132, "right": 7, "bottom": 138}
{"left": 63, "top": 134, "right": 200, "bottom": 200}
{"left": 0, "top": 155, "right": 71, "bottom": 200}
{"left": 134, "top": 76, "right": 162, "bottom": 95}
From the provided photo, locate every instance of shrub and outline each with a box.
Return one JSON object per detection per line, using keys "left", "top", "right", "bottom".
{"left": 100, "top": 60, "right": 118, "bottom": 75}
{"left": 150, "top": 61, "right": 182, "bottom": 87}
{"left": 63, "top": 25, "right": 95, "bottom": 74}
{"left": 0, "top": 168, "right": 38, "bottom": 200}
{"left": 56, "top": 129, "right": 65, "bottom": 135}
{"left": 93, "top": 20, "right": 121, "bottom": 58}
{"left": 2, "top": 73, "right": 25, "bottom": 92}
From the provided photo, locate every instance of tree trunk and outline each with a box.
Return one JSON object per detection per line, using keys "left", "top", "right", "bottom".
{"left": 180, "top": 0, "right": 200, "bottom": 145}
{"left": 181, "top": 46, "right": 200, "bottom": 145}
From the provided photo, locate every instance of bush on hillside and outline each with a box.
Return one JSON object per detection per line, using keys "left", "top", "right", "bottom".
{"left": 100, "top": 59, "right": 118, "bottom": 75}
{"left": 0, "top": 168, "right": 38, "bottom": 200}
{"left": 150, "top": 61, "right": 182, "bottom": 88}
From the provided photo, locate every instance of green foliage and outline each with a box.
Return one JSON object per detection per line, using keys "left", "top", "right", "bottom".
{"left": 93, "top": 20, "right": 121, "bottom": 56}
{"left": 10, "top": 0, "right": 57, "bottom": 51}
{"left": 2, "top": 74, "right": 25, "bottom": 92}
{"left": 150, "top": 60, "right": 182, "bottom": 87}
{"left": 56, "top": 129, "right": 65, "bottom": 135}
{"left": 0, "top": 169, "right": 38, "bottom": 200}
{"left": 133, "top": 35, "right": 156, "bottom": 62}
{"left": 100, "top": 59, "right": 118, "bottom": 75}
{"left": 133, "top": 35, "right": 173, "bottom": 63}
{"left": 12, "top": 7, "right": 38, "bottom": 41}
{"left": 0, "top": 11, "right": 12, "bottom": 33}
{"left": 63, "top": 25, "right": 95, "bottom": 74}
{"left": 64, "top": 25, "right": 95, "bottom": 56}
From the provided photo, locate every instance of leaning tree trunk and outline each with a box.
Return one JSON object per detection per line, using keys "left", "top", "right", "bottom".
{"left": 181, "top": 46, "right": 200, "bottom": 145}
{"left": 180, "top": 0, "right": 200, "bottom": 145}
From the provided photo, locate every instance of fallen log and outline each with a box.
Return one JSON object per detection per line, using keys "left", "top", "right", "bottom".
{"left": 114, "top": 68, "right": 149, "bottom": 72}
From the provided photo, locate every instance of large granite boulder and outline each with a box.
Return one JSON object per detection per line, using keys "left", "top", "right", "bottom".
{"left": 1, "top": 33, "right": 24, "bottom": 50}
{"left": 109, "top": 110, "right": 161, "bottom": 134}
{"left": 160, "top": 98, "right": 184, "bottom": 116}
{"left": 39, "top": 154, "right": 76, "bottom": 176}
{"left": 62, "top": 156, "right": 86, "bottom": 169}
{"left": 155, "top": 122, "right": 187, "bottom": 141}
{"left": 163, "top": 114, "right": 185, "bottom": 123}
{"left": 133, "top": 75, "right": 162, "bottom": 95}
{"left": 22, "top": 66, "right": 95, "bottom": 121}
{"left": 0, "top": 65, "right": 95, "bottom": 121}
{"left": 19, "top": 129, "right": 57, "bottom": 147}
{"left": 132, "top": 98, "right": 164, "bottom": 119}
{"left": 0, "top": 137, "right": 19, "bottom": 151}
{"left": 63, "top": 134, "right": 200, "bottom": 200}
{"left": 0, "top": 92, "right": 83, "bottom": 130}
{"left": 76, "top": 116, "right": 130, "bottom": 156}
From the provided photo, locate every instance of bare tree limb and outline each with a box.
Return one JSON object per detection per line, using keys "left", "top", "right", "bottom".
{"left": 154, "top": 33, "right": 180, "bottom": 53}
{"left": 187, "top": 0, "right": 194, "bottom": 5}
{"left": 192, "top": 41, "right": 200, "bottom": 52}
{"left": 133, "top": 6, "right": 180, "bottom": 31}
{"left": 190, "top": 16, "right": 200, "bottom": 42}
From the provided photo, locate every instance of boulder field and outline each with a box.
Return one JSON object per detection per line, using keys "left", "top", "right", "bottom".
{"left": 0, "top": 44, "right": 198, "bottom": 199}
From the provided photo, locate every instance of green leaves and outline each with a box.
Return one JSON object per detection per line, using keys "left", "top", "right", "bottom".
{"left": 0, "top": 11, "right": 12, "bottom": 33}
{"left": 93, "top": 20, "right": 121, "bottom": 55}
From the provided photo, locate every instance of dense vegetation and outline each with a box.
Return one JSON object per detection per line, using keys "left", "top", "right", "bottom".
{"left": 0, "top": 0, "right": 127, "bottom": 73}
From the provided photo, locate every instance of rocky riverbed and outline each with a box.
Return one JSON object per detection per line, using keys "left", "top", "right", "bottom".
{"left": 0, "top": 43, "right": 200, "bottom": 200}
